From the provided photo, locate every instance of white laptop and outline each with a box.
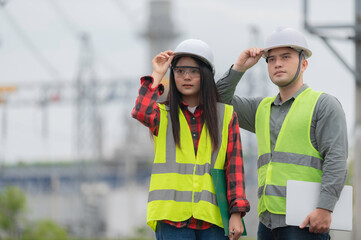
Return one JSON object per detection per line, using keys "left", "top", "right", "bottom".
{"left": 286, "top": 180, "right": 353, "bottom": 231}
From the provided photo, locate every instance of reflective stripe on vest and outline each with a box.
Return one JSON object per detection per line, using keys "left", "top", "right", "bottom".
{"left": 147, "top": 103, "right": 234, "bottom": 231}
{"left": 148, "top": 189, "right": 218, "bottom": 204}
{"left": 257, "top": 152, "right": 323, "bottom": 170}
{"left": 255, "top": 88, "right": 324, "bottom": 216}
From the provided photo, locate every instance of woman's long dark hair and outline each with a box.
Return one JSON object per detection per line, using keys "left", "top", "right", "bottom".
{"left": 162, "top": 56, "right": 220, "bottom": 151}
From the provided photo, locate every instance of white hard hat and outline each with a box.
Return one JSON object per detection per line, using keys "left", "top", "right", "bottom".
{"left": 173, "top": 39, "right": 215, "bottom": 74}
{"left": 263, "top": 26, "right": 312, "bottom": 59}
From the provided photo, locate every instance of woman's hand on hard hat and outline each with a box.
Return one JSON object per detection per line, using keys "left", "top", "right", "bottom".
{"left": 151, "top": 50, "right": 174, "bottom": 88}
{"left": 232, "top": 47, "right": 263, "bottom": 73}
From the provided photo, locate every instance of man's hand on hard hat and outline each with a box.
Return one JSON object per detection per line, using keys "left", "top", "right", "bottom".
{"left": 151, "top": 50, "right": 175, "bottom": 88}
{"left": 232, "top": 47, "right": 264, "bottom": 73}
{"left": 299, "top": 208, "right": 331, "bottom": 234}
{"left": 228, "top": 212, "right": 244, "bottom": 240}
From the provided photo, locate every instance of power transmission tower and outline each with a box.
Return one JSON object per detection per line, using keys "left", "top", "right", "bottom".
{"left": 76, "top": 33, "right": 103, "bottom": 161}
{"left": 303, "top": 1, "right": 361, "bottom": 239}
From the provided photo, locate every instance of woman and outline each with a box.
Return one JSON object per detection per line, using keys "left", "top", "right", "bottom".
{"left": 131, "top": 39, "right": 249, "bottom": 240}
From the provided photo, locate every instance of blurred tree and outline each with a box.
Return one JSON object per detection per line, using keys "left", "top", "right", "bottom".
{"left": 0, "top": 186, "right": 26, "bottom": 238}
{"left": 22, "top": 220, "right": 68, "bottom": 240}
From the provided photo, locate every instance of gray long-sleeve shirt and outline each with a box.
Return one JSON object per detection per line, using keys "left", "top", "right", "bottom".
{"left": 216, "top": 67, "right": 348, "bottom": 230}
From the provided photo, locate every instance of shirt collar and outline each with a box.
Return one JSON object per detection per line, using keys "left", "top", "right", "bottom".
{"left": 180, "top": 100, "right": 202, "bottom": 112}
{"left": 180, "top": 100, "right": 189, "bottom": 109}
{"left": 273, "top": 84, "right": 309, "bottom": 106}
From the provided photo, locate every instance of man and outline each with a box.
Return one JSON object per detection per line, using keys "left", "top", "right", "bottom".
{"left": 216, "top": 26, "right": 348, "bottom": 239}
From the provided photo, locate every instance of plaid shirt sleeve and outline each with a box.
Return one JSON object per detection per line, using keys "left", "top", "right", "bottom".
{"left": 225, "top": 112, "right": 250, "bottom": 217}
{"left": 131, "top": 76, "right": 164, "bottom": 136}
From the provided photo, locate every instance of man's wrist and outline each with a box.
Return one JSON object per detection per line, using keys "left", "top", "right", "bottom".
{"left": 317, "top": 192, "right": 338, "bottom": 212}
{"left": 316, "top": 207, "right": 332, "bottom": 213}
{"left": 232, "top": 64, "right": 246, "bottom": 73}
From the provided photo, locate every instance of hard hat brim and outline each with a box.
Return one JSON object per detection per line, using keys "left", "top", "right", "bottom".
{"left": 262, "top": 45, "right": 312, "bottom": 59}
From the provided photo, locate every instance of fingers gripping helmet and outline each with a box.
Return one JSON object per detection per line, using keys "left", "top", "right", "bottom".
{"left": 263, "top": 26, "right": 312, "bottom": 59}
{"left": 173, "top": 39, "right": 215, "bottom": 75}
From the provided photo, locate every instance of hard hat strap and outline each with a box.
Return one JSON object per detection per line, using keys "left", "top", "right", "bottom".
{"left": 279, "top": 50, "right": 304, "bottom": 87}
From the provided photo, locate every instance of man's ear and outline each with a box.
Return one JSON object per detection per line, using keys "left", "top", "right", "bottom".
{"left": 301, "top": 59, "right": 308, "bottom": 71}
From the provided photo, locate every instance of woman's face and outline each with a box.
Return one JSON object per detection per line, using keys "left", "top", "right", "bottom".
{"left": 173, "top": 56, "right": 201, "bottom": 106}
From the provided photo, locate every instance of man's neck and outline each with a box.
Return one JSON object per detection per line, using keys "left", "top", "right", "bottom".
{"left": 278, "top": 80, "right": 303, "bottom": 103}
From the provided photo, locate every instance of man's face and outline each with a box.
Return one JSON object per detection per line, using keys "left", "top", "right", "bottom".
{"left": 267, "top": 47, "right": 306, "bottom": 87}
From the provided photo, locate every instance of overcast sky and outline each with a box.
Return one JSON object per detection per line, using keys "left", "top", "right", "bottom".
{"left": 0, "top": 0, "right": 356, "bottom": 163}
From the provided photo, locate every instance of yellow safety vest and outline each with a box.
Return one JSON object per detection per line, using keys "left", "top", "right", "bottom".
{"left": 255, "top": 88, "right": 324, "bottom": 216}
{"left": 147, "top": 103, "right": 233, "bottom": 231}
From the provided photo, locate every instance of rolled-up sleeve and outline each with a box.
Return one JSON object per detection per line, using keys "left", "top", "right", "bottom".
{"left": 216, "top": 66, "right": 244, "bottom": 104}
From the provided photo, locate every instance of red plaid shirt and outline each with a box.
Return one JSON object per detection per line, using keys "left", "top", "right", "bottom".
{"left": 131, "top": 76, "right": 250, "bottom": 230}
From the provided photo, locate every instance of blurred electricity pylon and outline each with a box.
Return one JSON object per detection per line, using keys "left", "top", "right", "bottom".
{"left": 75, "top": 33, "right": 102, "bottom": 161}
{"left": 303, "top": 0, "right": 361, "bottom": 239}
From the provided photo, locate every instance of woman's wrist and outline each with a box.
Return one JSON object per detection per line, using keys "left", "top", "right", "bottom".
{"left": 151, "top": 72, "right": 164, "bottom": 88}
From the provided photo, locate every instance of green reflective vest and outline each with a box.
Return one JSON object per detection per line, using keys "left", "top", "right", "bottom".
{"left": 147, "top": 103, "right": 233, "bottom": 231}
{"left": 255, "top": 88, "right": 323, "bottom": 216}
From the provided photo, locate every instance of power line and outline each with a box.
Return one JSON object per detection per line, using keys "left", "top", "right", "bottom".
{"left": 47, "top": 0, "right": 79, "bottom": 36}
{"left": 0, "top": 7, "right": 64, "bottom": 79}
{"left": 46, "top": 0, "right": 121, "bottom": 77}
